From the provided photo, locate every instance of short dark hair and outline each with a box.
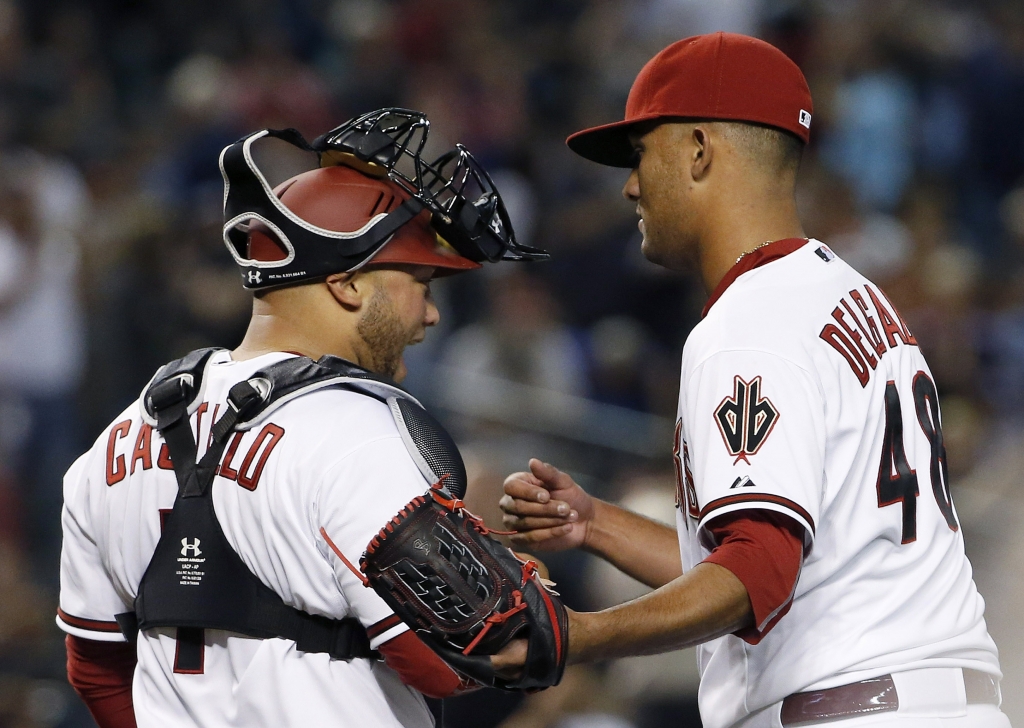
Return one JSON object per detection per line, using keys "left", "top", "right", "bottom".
{"left": 714, "top": 121, "right": 804, "bottom": 175}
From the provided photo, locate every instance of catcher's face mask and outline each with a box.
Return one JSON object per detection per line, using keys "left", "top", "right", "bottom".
{"left": 220, "top": 108, "right": 548, "bottom": 290}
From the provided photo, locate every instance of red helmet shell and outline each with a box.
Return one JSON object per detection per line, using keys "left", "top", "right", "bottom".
{"left": 247, "top": 165, "right": 479, "bottom": 273}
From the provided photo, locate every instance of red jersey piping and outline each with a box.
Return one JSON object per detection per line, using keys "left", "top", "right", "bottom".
{"left": 57, "top": 608, "right": 123, "bottom": 633}
{"left": 367, "top": 614, "right": 403, "bottom": 639}
{"left": 701, "top": 238, "right": 809, "bottom": 318}
{"left": 699, "top": 493, "right": 815, "bottom": 536}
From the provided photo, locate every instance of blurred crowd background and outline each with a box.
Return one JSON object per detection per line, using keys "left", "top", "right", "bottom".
{"left": 0, "top": 0, "right": 1022, "bottom": 725}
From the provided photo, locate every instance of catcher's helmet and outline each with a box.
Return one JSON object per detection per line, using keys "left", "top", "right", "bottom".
{"left": 220, "top": 109, "right": 547, "bottom": 290}
{"left": 244, "top": 165, "right": 481, "bottom": 279}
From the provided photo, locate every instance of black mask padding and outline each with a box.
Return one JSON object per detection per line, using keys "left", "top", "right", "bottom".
{"left": 395, "top": 398, "right": 468, "bottom": 499}
{"left": 311, "top": 109, "right": 429, "bottom": 187}
{"left": 418, "top": 145, "right": 547, "bottom": 264}
{"left": 430, "top": 193, "right": 507, "bottom": 263}
{"left": 327, "top": 128, "right": 409, "bottom": 171}
{"left": 221, "top": 128, "right": 425, "bottom": 289}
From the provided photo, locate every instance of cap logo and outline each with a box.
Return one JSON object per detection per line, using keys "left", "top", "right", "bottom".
{"left": 798, "top": 110, "right": 812, "bottom": 129}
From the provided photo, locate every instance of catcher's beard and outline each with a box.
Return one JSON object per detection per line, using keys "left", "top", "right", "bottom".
{"left": 357, "top": 287, "right": 417, "bottom": 379}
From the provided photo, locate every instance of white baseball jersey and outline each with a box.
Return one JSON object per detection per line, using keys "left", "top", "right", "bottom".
{"left": 671, "top": 239, "right": 1001, "bottom": 728}
{"left": 58, "top": 350, "right": 436, "bottom": 728}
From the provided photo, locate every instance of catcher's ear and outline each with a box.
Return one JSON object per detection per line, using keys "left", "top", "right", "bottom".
{"left": 325, "top": 271, "right": 365, "bottom": 311}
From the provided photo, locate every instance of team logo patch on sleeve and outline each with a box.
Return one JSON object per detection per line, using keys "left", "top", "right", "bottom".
{"left": 715, "top": 376, "right": 779, "bottom": 464}
{"left": 673, "top": 421, "right": 700, "bottom": 519}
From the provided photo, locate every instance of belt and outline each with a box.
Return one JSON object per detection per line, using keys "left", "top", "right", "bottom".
{"left": 781, "top": 669, "right": 1000, "bottom": 726}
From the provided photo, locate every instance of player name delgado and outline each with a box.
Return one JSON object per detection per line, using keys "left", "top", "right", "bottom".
{"left": 818, "top": 283, "right": 916, "bottom": 386}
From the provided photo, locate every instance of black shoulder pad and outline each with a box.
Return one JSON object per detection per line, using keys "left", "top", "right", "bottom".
{"left": 233, "top": 355, "right": 421, "bottom": 431}
{"left": 140, "top": 348, "right": 224, "bottom": 426}
{"left": 141, "top": 351, "right": 463, "bottom": 497}
{"left": 388, "top": 397, "right": 467, "bottom": 499}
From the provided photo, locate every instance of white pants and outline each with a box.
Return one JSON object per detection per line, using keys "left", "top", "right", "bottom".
{"left": 787, "top": 704, "right": 1009, "bottom": 727}
{"left": 768, "top": 668, "right": 1011, "bottom": 728}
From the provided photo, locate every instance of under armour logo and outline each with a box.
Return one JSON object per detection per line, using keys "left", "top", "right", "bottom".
{"left": 247, "top": 270, "right": 262, "bottom": 284}
{"left": 180, "top": 538, "right": 202, "bottom": 557}
{"left": 715, "top": 376, "right": 780, "bottom": 465}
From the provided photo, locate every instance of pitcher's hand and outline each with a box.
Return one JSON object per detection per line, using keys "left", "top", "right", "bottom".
{"left": 500, "top": 459, "right": 595, "bottom": 552}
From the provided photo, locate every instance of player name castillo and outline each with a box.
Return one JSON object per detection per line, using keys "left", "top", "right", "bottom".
{"left": 103, "top": 403, "right": 286, "bottom": 591}
{"left": 103, "top": 404, "right": 285, "bottom": 491}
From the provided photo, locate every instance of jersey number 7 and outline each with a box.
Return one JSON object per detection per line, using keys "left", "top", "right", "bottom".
{"left": 877, "top": 371, "right": 959, "bottom": 544}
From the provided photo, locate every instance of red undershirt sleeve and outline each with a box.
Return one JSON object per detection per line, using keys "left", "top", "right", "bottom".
{"left": 65, "top": 635, "right": 137, "bottom": 728}
{"left": 702, "top": 509, "right": 805, "bottom": 645}
{"left": 377, "top": 630, "right": 479, "bottom": 698}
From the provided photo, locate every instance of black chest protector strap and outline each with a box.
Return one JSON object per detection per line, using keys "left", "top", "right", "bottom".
{"left": 118, "top": 348, "right": 441, "bottom": 661}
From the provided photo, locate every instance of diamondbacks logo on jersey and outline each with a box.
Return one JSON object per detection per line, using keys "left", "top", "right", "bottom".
{"left": 672, "top": 420, "right": 699, "bottom": 518}
{"left": 715, "top": 376, "right": 779, "bottom": 464}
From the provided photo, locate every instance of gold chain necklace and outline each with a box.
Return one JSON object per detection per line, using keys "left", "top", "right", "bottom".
{"left": 735, "top": 240, "right": 774, "bottom": 264}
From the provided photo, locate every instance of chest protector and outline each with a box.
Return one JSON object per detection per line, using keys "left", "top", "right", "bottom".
{"left": 117, "top": 348, "right": 468, "bottom": 673}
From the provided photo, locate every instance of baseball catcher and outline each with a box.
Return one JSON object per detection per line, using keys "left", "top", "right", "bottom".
{"left": 57, "top": 108, "right": 563, "bottom": 728}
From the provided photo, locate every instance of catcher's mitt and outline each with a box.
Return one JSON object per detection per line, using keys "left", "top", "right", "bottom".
{"left": 360, "top": 482, "right": 568, "bottom": 691}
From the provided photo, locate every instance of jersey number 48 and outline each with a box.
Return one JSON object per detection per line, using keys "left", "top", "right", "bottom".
{"left": 877, "top": 371, "right": 959, "bottom": 544}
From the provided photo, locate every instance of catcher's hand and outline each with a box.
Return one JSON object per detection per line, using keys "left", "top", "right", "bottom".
{"left": 360, "top": 482, "right": 568, "bottom": 691}
{"left": 490, "top": 638, "right": 529, "bottom": 679}
{"left": 500, "top": 459, "right": 595, "bottom": 551}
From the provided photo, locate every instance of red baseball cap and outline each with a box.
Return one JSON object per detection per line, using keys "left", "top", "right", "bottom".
{"left": 247, "top": 165, "right": 481, "bottom": 276}
{"left": 567, "top": 32, "right": 813, "bottom": 167}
